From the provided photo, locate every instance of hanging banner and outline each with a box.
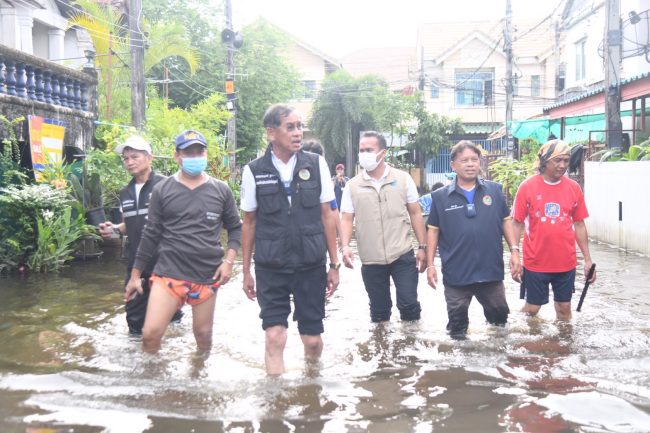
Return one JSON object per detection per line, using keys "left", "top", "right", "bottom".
{"left": 28, "top": 115, "right": 66, "bottom": 181}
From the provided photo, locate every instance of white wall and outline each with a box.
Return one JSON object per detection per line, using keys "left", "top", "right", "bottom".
{"left": 563, "top": 3, "right": 605, "bottom": 89}
{"left": 584, "top": 161, "right": 650, "bottom": 255}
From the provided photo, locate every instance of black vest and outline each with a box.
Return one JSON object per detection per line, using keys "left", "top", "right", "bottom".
{"left": 248, "top": 146, "right": 326, "bottom": 268}
{"left": 119, "top": 171, "right": 165, "bottom": 273}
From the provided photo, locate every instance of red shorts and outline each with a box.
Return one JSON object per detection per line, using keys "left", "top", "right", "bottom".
{"left": 150, "top": 274, "right": 219, "bottom": 308}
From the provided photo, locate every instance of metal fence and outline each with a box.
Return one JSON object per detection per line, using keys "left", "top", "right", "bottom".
{"left": 425, "top": 138, "right": 507, "bottom": 187}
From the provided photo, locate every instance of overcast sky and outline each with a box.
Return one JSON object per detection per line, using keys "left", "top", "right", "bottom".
{"left": 231, "top": 0, "right": 563, "bottom": 58}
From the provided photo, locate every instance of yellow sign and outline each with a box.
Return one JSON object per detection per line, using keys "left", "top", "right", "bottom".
{"left": 225, "top": 80, "right": 234, "bottom": 94}
{"left": 28, "top": 115, "right": 66, "bottom": 182}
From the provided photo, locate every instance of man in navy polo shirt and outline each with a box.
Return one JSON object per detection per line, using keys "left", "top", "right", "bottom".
{"left": 426, "top": 140, "right": 520, "bottom": 339}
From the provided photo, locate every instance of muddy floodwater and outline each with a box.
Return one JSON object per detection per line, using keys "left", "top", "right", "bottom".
{"left": 0, "top": 241, "right": 649, "bottom": 433}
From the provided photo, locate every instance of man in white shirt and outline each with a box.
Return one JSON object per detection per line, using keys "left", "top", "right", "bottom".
{"left": 240, "top": 104, "right": 340, "bottom": 375}
{"left": 340, "top": 131, "right": 427, "bottom": 323}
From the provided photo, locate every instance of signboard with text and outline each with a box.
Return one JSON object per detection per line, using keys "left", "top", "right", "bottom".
{"left": 28, "top": 115, "right": 66, "bottom": 182}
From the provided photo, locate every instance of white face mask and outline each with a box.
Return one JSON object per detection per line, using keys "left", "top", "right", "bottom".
{"left": 358, "top": 151, "right": 383, "bottom": 172}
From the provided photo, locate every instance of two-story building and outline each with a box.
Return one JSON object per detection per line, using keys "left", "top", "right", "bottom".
{"left": 544, "top": 0, "right": 650, "bottom": 146}
{"left": 266, "top": 21, "right": 341, "bottom": 140}
{"left": 417, "top": 19, "right": 556, "bottom": 141}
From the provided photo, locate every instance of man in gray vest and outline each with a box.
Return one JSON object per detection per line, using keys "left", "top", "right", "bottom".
{"left": 240, "top": 104, "right": 340, "bottom": 375}
{"left": 98, "top": 136, "right": 182, "bottom": 335}
{"left": 340, "top": 131, "right": 428, "bottom": 323}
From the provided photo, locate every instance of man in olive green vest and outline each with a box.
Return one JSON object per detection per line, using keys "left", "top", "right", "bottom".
{"left": 340, "top": 131, "right": 427, "bottom": 323}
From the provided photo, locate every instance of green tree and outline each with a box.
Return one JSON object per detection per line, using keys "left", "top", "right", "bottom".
{"left": 234, "top": 19, "right": 303, "bottom": 163}
{"left": 68, "top": 0, "right": 198, "bottom": 121}
{"left": 409, "top": 97, "right": 464, "bottom": 188}
{"left": 310, "top": 70, "right": 414, "bottom": 170}
{"left": 143, "top": 0, "right": 226, "bottom": 108}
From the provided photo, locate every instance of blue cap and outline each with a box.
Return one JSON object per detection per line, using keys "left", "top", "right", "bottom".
{"left": 175, "top": 130, "right": 207, "bottom": 150}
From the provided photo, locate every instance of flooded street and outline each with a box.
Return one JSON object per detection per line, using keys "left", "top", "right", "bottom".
{"left": 0, "top": 240, "right": 649, "bottom": 433}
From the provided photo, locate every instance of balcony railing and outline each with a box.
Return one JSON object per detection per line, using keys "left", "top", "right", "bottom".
{"left": 0, "top": 44, "right": 97, "bottom": 113}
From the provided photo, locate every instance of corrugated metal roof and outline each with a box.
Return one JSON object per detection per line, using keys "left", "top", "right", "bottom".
{"left": 543, "top": 72, "right": 650, "bottom": 111}
{"left": 463, "top": 122, "right": 501, "bottom": 134}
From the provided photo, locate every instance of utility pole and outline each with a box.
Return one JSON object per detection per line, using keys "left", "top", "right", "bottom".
{"left": 604, "top": 0, "right": 623, "bottom": 148}
{"left": 106, "top": 31, "right": 113, "bottom": 120}
{"left": 345, "top": 118, "right": 353, "bottom": 178}
{"left": 504, "top": 0, "right": 515, "bottom": 158}
{"left": 163, "top": 66, "right": 169, "bottom": 99}
{"left": 129, "top": 0, "right": 146, "bottom": 130}
{"left": 225, "top": 0, "right": 237, "bottom": 182}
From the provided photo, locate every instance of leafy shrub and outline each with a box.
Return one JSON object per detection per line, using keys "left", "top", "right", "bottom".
{"left": 84, "top": 148, "right": 130, "bottom": 209}
{"left": 590, "top": 144, "right": 650, "bottom": 161}
{"left": 0, "top": 115, "right": 27, "bottom": 188}
{"left": 27, "top": 206, "right": 98, "bottom": 273}
{"left": 0, "top": 184, "right": 93, "bottom": 272}
{"left": 489, "top": 157, "right": 535, "bottom": 204}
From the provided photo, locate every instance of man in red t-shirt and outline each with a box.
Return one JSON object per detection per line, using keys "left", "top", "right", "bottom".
{"left": 511, "top": 139, "right": 596, "bottom": 320}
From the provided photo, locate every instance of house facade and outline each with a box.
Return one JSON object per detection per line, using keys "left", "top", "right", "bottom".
{"left": 0, "top": 0, "right": 98, "bottom": 157}
{"left": 545, "top": 0, "right": 650, "bottom": 145}
{"left": 283, "top": 28, "right": 340, "bottom": 137}
{"left": 416, "top": 20, "right": 556, "bottom": 140}
{"left": 341, "top": 46, "right": 417, "bottom": 93}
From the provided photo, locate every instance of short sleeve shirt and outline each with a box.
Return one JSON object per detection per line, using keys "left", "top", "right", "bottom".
{"left": 240, "top": 152, "right": 334, "bottom": 212}
{"left": 340, "top": 165, "right": 419, "bottom": 214}
{"left": 512, "top": 175, "right": 589, "bottom": 272}
{"left": 427, "top": 179, "right": 510, "bottom": 287}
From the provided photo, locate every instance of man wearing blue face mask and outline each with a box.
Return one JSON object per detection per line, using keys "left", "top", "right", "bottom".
{"left": 98, "top": 135, "right": 183, "bottom": 335}
{"left": 425, "top": 140, "right": 520, "bottom": 340}
{"left": 125, "top": 130, "right": 242, "bottom": 353}
{"left": 339, "top": 131, "right": 428, "bottom": 323}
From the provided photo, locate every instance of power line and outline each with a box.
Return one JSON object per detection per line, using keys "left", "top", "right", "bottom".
{"left": 54, "top": 0, "right": 131, "bottom": 34}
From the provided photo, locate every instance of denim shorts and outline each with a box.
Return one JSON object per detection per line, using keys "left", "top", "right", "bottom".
{"left": 523, "top": 268, "right": 576, "bottom": 305}
{"left": 255, "top": 266, "right": 327, "bottom": 335}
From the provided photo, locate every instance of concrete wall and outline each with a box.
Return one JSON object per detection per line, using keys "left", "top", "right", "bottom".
{"left": 0, "top": 95, "right": 96, "bottom": 151}
{"left": 584, "top": 161, "right": 650, "bottom": 256}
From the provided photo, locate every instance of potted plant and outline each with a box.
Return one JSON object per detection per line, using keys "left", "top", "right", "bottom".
{"left": 67, "top": 170, "right": 105, "bottom": 226}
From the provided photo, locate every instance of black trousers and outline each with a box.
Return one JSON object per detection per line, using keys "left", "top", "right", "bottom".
{"left": 360, "top": 250, "right": 421, "bottom": 322}
{"left": 443, "top": 280, "right": 509, "bottom": 339}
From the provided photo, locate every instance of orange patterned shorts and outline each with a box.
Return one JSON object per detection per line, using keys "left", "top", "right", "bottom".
{"left": 151, "top": 274, "right": 219, "bottom": 307}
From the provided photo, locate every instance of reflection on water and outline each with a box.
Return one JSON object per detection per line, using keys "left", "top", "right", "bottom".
{"left": 0, "top": 242, "right": 649, "bottom": 432}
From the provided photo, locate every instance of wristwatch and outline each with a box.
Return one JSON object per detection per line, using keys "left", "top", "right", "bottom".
{"left": 417, "top": 245, "right": 427, "bottom": 250}
{"left": 329, "top": 262, "right": 341, "bottom": 270}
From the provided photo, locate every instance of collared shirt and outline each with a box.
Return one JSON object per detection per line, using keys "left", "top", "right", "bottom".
{"left": 427, "top": 179, "right": 511, "bottom": 287}
{"left": 240, "top": 150, "right": 334, "bottom": 211}
{"left": 340, "top": 165, "right": 419, "bottom": 213}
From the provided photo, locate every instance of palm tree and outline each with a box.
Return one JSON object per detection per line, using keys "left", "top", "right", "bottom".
{"left": 67, "top": 0, "right": 198, "bottom": 120}
{"left": 310, "top": 70, "right": 415, "bottom": 175}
